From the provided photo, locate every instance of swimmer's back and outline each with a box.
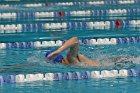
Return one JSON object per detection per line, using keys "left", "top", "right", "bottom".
{"left": 66, "top": 53, "right": 98, "bottom": 67}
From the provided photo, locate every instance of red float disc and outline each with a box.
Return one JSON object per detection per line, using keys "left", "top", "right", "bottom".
{"left": 115, "top": 20, "right": 122, "bottom": 28}
{"left": 58, "top": 12, "right": 65, "bottom": 17}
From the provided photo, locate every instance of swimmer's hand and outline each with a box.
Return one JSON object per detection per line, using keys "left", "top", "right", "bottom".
{"left": 0, "top": 68, "right": 7, "bottom": 71}
{"left": 46, "top": 50, "right": 60, "bottom": 60}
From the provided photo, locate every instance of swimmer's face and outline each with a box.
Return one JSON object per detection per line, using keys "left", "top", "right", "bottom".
{"left": 60, "top": 58, "right": 65, "bottom": 63}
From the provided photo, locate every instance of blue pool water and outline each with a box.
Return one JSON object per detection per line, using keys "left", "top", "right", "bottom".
{"left": 0, "top": 0, "right": 140, "bottom": 93}
{"left": 0, "top": 44, "right": 140, "bottom": 93}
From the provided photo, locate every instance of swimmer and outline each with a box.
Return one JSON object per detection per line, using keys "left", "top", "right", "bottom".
{"left": 46, "top": 37, "right": 135, "bottom": 68}
{"left": 46, "top": 37, "right": 98, "bottom": 67}
{"left": 0, "top": 37, "right": 135, "bottom": 71}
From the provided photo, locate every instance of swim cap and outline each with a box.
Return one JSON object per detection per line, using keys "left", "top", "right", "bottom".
{"left": 45, "top": 51, "right": 63, "bottom": 63}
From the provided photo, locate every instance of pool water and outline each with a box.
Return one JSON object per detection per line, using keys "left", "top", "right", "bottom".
{"left": 0, "top": 44, "right": 140, "bottom": 93}
{"left": 0, "top": 0, "right": 140, "bottom": 93}
{"left": 0, "top": 77, "right": 140, "bottom": 93}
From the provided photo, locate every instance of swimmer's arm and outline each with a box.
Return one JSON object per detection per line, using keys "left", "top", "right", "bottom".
{"left": 56, "top": 37, "right": 79, "bottom": 53}
{"left": 46, "top": 37, "right": 79, "bottom": 59}
{"left": 10, "top": 63, "right": 36, "bottom": 68}
{"left": 0, "top": 63, "right": 36, "bottom": 71}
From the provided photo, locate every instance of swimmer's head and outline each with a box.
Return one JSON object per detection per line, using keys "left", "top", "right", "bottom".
{"left": 45, "top": 51, "right": 63, "bottom": 63}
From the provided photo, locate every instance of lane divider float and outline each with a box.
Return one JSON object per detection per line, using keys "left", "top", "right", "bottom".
{"left": 0, "top": 37, "right": 140, "bottom": 49}
{"left": 0, "top": 69, "right": 139, "bottom": 84}
{"left": 1, "top": 20, "right": 140, "bottom": 33}
{"left": 0, "top": 8, "right": 140, "bottom": 19}
{"left": 0, "top": 0, "right": 138, "bottom": 8}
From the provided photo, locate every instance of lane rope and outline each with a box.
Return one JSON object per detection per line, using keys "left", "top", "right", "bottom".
{"left": 0, "top": 69, "right": 139, "bottom": 84}
{"left": 0, "top": 0, "right": 139, "bottom": 7}
{"left": 0, "top": 37, "right": 140, "bottom": 49}
{"left": 1, "top": 20, "right": 140, "bottom": 33}
{"left": 0, "top": 8, "right": 140, "bottom": 19}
